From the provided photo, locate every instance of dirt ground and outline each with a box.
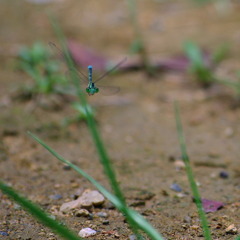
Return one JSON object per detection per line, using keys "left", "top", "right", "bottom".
{"left": 0, "top": 0, "right": 240, "bottom": 239}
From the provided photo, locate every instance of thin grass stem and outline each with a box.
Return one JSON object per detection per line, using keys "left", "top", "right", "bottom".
{"left": 174, "top": 102, "right": 212, "bottom": 240}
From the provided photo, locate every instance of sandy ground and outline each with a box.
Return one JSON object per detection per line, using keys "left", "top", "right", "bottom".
{"left": 0, "top": 0, "right": 240, "bottom": 239}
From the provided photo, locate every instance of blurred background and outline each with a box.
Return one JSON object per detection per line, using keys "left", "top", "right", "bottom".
{"left": 1, "top": 0, "right": 240, "bottom": 239}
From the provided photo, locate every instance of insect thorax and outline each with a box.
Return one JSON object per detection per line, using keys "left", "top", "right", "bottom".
{"left": 86, "top": 87, "right": 99, "bottom": 95}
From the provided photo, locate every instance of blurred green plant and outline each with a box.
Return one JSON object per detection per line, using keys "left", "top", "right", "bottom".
{"left": 18, "top": 42, "right": 67, "bottom": 94}
{"left": 191, "top": 0, "right": 233, "bottom": 13}
{"left": 184, "top": 41, "right": 214, "bottom": 87}
{"left": 127, "top": 0, "right": 154, "bottom": 76}
{"left": 216, "top": 71, "right": 240, "bottom": 101}
{"left": 62, "top": 102, "right": 95, "bottom": 126}
{"left": 184, "top": 41, "right": 228, "bottom": 88}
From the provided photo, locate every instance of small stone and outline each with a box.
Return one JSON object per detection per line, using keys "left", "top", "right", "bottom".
{"left": 80, "top": 199, "right": 93, "bottom": 209}
{"left": 219, "top": 171, "right": 229, "bottom": 179}
{"left": 0, "top": 231, "right": 9, "bottom": 236}
{"left": 96, "top": 212, "right": 108, "bottom": 218}
{"left": 75, "top": 209, "right": 90, "bottom": 217}
{"left": 191, "top": 225, "right": 200, "bottom": 230}
{"left": 80, "top": 190, "right": 105, "bottom": 207}
{"left": 170, "top": 183, "right": 182, "bottom": 192}
{"left": 174, "top": 160, "right": 185, "bottom": 170}
{"left": 49, "top": 194, "right": 62, "bottom": 200}
{"left": 71, "top": 182, "right": 79, "bottom": 188}
{"left": 183, "top": 216, "right": 191, "bottom": 223}
{"left": 63, "top": 165, "right": 71, "bottom": 170}
{"left": 102, "top": 220, "right": 109, "bottom": 225}
{"left": 210, "top": 172, "right": 217, "bottom": 179}
{"left": 129, "top": 234, "right": 137, "bottom": 240}
{"left": 225, "top": 224, "right": 238, "bottom": 234}
{"left": 60, "top": 189, "right": 105, "bottom": 212}
{"left": 176, "top": 192, "right": 186, "bottom": 198}
{"left": 78, "top": 228, "right": 97, "bottom": 238}
{"left": 14, "top": 204, "right": 21, "bottom": 210}
{"left": 48, "top": 215, "right": 56, "bottom": 220}
{"left": 60, "top": 200, "right": 81, "bottom": 213}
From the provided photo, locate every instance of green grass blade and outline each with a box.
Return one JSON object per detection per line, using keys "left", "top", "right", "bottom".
{"left": 28, "top": 131, "right": 165, "bottom": 240}
{"left": 48, "top": 17, "right": 165, "bottom": 239}
{"left": 0, "top": 181, "right": 82, "bottom": 240}
{"left": 49, "top": 16, "right": 125, "bottom": 201}
{"left": 49, "top": 17, "right": 144, "bottom": 237}
{"left": 174, "top": 102, "right": 212, "bottom": 240}
{"left": 184, "top": 41, "right": 203, "bottom": 68}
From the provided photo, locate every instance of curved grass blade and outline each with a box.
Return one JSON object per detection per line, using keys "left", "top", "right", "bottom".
{"left": 28, "top": 131, "right": 165, "bottom": 240}
{"left": 0, "top": 181, "right": 82, "bottom": 240}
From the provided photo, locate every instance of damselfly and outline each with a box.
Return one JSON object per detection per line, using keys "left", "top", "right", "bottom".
{"left": 49, "top": 42, "right": 126, "bottom": 96}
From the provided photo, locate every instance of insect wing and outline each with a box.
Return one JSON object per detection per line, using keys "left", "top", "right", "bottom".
{"left": 94, "top": 57, "right": 127, "bottom": 83}
{"left": 97, "top": 85, "right": 120, "bottom": 95}
{"left": 66, "top": 68, "right": 89, "bottom": 83}
{"left": 48, "top": 42, "right": 66, "bottom": 61}
{"left": 49, "top": 42, "right": 89, "bottom": 83}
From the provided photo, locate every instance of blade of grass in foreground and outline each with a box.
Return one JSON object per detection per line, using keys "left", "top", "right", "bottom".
{"left": 49, "top": 16, "right": 126, "bottom": 205}
{"left": 0, "top": 181, "right": 82, "bottom": 240}
{"left": 174, "top": 102, "right": 212, "bottom": 240}
{"left": 28, "top": 131, "right": 165, "bottom": 240}
{"left": 49, "top": 17, "right": 146, "bottom": 239}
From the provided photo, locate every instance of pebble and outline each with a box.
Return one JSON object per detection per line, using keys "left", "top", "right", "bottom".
{"left": 183, "top": 216, "right": 191, "bottom": 223}
{"left": 96, "top": 212, "right": 108, "bottom": 218}
{"left": 225, "top": 224, "right": 238, "bottom": 234}
{"left": 49, "top": 215, "right": 56, "bottom": 220}
{"left": 14, "top": 204, "right": 21, "bottom": 210}
{"left": 60, "top": 189, "right": 105, "bottom": 213}
{"left": 80, "top": 189, "right": 105, "bottom": 207}
{"left": 170, "top": 183, "right": 182, "bottom": 192}
{"left": 129, "top": 235, "right": 137, "bottom": 240}
{"left": 190, "top": 225, "right": 200, "bottom": 230}
{"left": 174, "top": 160, "right": 185, "bottom": 170}
{"left": 219, "top": 171, "right": 229, "bottom": 179}
{"left": 63, "top": 165, "right": 71, "bottom": 171}
{"left": 78, "top": 228, "right": 97, "bottom": 238}
{"left": 0, "top": 231, "right": 9, "bottom": 236}
{"left": 176, "top": 192, "right": 186, "bottom": 198}
{"left": 49, "top": 194, "right": 62, "bottom": 200}
{"left": 102, "top": 220, "right": 109, "bottom": 225}
{"left": 60, "top": 199, "right": 81, "bottom": 213}
{"left": 75, "top": 209, "right": 90, "bottom": 217}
